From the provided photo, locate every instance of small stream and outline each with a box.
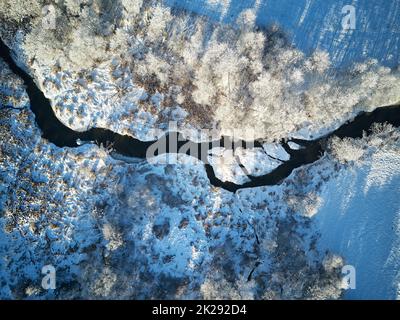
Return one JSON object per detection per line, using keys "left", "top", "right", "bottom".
{"left": 1, "top": 38, "right": 400, "bottom": 193}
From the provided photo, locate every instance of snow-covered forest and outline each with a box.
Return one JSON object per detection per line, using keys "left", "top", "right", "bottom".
{"left": 1, "top": 0, "right": 399, "bottom": 142}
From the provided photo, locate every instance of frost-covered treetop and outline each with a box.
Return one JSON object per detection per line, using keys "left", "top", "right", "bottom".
{"left": 1, "top": 0, "right": 399, "bottom": 142}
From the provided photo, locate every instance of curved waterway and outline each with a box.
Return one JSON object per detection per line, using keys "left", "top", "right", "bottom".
{"left": 1, "top": 39, "right": 399, "bottom": 192}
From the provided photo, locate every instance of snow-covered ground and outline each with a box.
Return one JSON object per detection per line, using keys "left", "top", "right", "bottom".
{"left": 315, "top": 149, "right": 400, "bottom": 299}
{"left": 1, "top": 62, "right": 399, "bottom": 298}
{"left": 1, "top": 0, "right": 400, "bottom": 300}
{"left": 0, "top": 59, "right": 345, "bottom": 299}
{"left": 0, "top": 58, "right": 29, "bottom": 109}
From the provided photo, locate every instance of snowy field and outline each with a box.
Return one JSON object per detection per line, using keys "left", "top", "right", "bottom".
{"left": 168, "top": 0, "right": 400, "bottom": 69}
{"left": 315, "top": 150, "right": 400, "bottom": 299}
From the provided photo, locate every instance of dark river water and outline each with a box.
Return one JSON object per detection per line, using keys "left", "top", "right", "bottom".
{"left": 1, "top": 39, "right": 399, "bottom": 192}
